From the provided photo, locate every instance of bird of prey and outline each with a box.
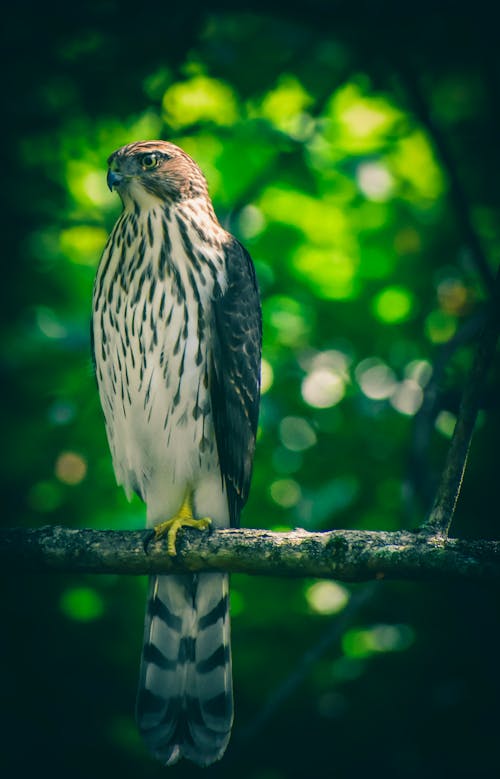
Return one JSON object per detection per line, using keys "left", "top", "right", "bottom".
{"left": 91, "top": 140, "right": 261, "bottom": 766}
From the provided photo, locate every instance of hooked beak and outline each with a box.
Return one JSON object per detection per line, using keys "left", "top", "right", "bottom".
{"left": 107, "top": 169, "right": 123, "bottom": 191}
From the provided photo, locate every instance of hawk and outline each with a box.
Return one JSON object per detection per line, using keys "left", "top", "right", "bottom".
{"left": 91, "top": 140, "right": 261, "bottom": 766}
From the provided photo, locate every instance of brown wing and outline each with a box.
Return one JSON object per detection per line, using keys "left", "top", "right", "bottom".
{"left": 210, "top": 238, "right": 262, "bottom": 527}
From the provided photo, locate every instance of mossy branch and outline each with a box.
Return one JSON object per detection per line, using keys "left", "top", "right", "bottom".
{"left": 1, "top": 525, "right": 499, "bottom": 583}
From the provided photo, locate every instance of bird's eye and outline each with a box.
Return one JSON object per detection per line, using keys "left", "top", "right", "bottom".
{"left": 141, "top": 153, "right": 158, "bottom": 170}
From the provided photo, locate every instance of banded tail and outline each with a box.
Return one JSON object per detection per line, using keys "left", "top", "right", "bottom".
{"left": 136, "top": 573, "right": 233, "bottom": 766}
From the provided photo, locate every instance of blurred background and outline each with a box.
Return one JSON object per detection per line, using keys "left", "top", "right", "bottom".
{"left": 1, "top": 1, "right": 499, "bottom": 777}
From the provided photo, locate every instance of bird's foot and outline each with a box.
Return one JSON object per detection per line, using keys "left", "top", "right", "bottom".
{"left": 154, "top": 515, "right": 212, "bottom": 556}
{"left": 145, "top": 492, "right": 212, "bottom": 556}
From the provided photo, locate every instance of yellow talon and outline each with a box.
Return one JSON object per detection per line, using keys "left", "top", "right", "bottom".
{"left": 153, "top": 492, "right": 212, "bottom": 556}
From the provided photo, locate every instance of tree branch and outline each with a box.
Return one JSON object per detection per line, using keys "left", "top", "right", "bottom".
{"left": 396, "top": 57, "right": 500, "bottom": 530}
{"left": 423, "top": 263, "right": 500, "bottom": 535}
{"left": 1, "top": 525, "right": 500, "bottom": 583}
{"left": 407, "top": 309, "right": 486, "bottom": 512}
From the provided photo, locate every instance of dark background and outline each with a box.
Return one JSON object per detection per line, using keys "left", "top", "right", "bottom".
{"left": 1, "top": 2, "right": 499, "bottom": 777}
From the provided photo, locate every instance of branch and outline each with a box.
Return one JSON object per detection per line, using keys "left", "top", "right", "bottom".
{"left": 397, "top": 58, "right": 500, "bottom": 528}
{"left": 407, "top": 310, "right": 486, "bottom": 511}
{"left": 424, "top": 263, "right": 500, "bottom": 535}
{"left": 1, "top": 526, "right": 500, "bottom": 583}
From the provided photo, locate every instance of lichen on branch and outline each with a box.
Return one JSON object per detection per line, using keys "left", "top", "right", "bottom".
{"left": 1, "top": 525, "right": 499, "bottom": 583}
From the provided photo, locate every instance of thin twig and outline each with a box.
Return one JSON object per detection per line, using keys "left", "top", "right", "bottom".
{"left": 423, "top": 265, "right": 500, "bottom": 535}
{"left": 407, "top": 309, "right": 486, "bottom": 513}
{"left": 397, "top": 58, "right": 498, "bottom": 526}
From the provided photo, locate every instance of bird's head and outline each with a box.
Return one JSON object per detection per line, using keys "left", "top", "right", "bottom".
{"left": 106, "top": 140, "right": 208, "bottom": 208}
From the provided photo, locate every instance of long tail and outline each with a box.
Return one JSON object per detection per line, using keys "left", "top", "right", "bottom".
{"left": 136, "top": 573, "right": 233, "bottom": 766}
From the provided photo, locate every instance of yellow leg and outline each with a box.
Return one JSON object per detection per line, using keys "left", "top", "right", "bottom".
{"left": 152, "top": 491, "right": 211, "bottom": 556}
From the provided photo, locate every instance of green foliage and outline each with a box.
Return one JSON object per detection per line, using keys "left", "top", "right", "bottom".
{"left": 1, "top": 3, "right": 500, "bottom": 779}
